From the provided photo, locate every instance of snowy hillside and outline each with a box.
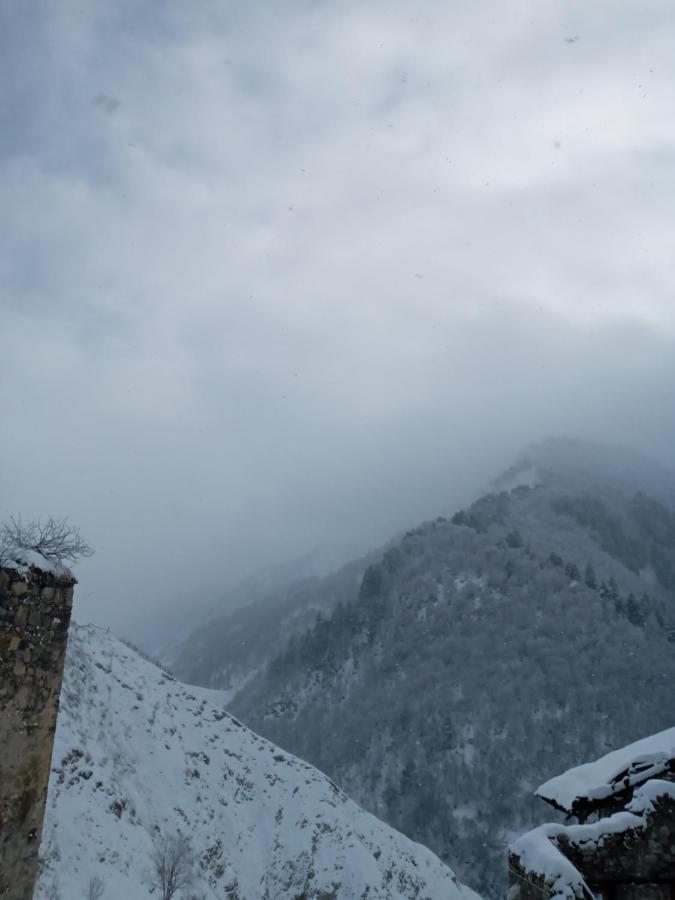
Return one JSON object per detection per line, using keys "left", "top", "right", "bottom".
{"left": 37, "top": 625, "right": 480, "bottom": 900}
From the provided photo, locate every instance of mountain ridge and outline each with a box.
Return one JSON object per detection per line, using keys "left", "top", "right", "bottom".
{"left": 219, "top": 440, "right": 675, "bottom": 897}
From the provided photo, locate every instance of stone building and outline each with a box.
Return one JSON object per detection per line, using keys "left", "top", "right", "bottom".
{"left": 509, "top": 728, "right": 675, "bottom": 899}
{"left": 0, "top": 554, "right": 76, "bottom": 899}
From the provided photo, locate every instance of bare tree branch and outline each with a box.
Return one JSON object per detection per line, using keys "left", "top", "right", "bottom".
{"left": 0, "top": 516, "right": 93, "bottom": 567}
{"left": 150, "top": 832, "right": 194, "bottom": 900}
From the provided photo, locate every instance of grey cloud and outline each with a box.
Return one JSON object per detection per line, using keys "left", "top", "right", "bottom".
{"left": 1, "top": 0, "right": 674, "bottom": 629}
{"left": 92, "top": 94, "right": 121, "bottom": 115}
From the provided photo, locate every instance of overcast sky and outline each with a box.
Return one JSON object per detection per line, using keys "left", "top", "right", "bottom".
{"left": 2, "top": 0, "right": 674, "bottom": 631}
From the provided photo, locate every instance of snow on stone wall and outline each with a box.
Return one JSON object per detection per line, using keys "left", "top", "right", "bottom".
{"left": 509, "top": 781, "right": 675, "bottom": 899}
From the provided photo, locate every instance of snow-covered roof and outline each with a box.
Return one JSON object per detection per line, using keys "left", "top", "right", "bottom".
{"left": 536, "top": 726, "right": 675, "bottom": 814}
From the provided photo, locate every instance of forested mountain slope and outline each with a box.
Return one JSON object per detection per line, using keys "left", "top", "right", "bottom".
{"left": 132, "top": 543, "right": 372, "bottom": 668}
{"left": 37, "top": 625, "right": 480, "bottom": 900}
{"left": 169, "top": 549, "right": 383, "bottom": 692}
{"left": 230, "top": 441, "right": 675, "bottom": 898}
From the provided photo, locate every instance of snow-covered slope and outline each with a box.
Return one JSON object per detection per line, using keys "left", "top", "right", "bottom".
{"left": 37, "top": 625, "right": 480, "bottom": 900}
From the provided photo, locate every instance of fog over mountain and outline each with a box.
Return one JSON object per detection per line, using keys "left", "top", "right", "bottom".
{"left": 161, "top": 438, "right": 675, "bottom": 692}
{"left": 172, "top": 439, "right": 675, "bottom": 897}
{"left": 2, "top": 1, "right": 675, "bottom": 631}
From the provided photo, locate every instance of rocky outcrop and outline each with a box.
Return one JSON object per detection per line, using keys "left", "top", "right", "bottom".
{"left": 0, "top": 562, "right": 76, "bottom": 899}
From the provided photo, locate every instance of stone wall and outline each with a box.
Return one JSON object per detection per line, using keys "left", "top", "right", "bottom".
{"left": 561, "top": 794, "right": 675, "bottom": 887}
{"left": 509, "top": 792, "right": 675, "bottom": 900}
{"left": 0, "top": 564, "right": 75, "bottom": 899}
{"left": 507, "top": 864, "right": 561, "bottom": 900}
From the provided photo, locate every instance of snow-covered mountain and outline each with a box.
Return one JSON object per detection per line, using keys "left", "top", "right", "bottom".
{"left": 221, "top": 440, "right": 675, "bottom": 898}
{"left": 37, "top": 625, "right": 481, "bottom": 900}
{"left": 167, "top": 548, "right": 385, "bottom": 694}
{"left": 130, "top": 541, "right": 377, "bottom": 668}
{"left": 164, "top": 439, "right": 675, "bottom": 699}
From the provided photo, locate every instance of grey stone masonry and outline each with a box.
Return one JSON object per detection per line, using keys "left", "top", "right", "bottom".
{"left": 507, "top": 864, "right": 565, "bottom": 900}
{"left": 509, "top": 791, "right": 675, "bottom": 900}
{"left": 562, "top": 794, "right": 675, "bottom": 888}
{"left": 0, "top": 563, "right": 76, "bottom": 900}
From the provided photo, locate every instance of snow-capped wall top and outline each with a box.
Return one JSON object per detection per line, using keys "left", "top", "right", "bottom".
{"left": 509, "top": 821, "right": 595, "bottom": 900}
{"left": 1, "top": 547, "right": 73, "bottom": 580}
{"left": 510, "top": 780, "right": 675, "bottom": 898}
{"left": 536, "top": 725, "right": 675, "bottom": 814}
{"left": 38, "top": 625, "right": 481, "bottom": 900}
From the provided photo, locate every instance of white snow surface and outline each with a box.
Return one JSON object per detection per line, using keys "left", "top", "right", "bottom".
{"left": 509, "top": 823, "right": 592, "bottom": 900}
{"left": 38, "top": 625, "right": 481, "bottom": 900}
{"left": 536, "top": 725, "right": 675, "bottom": 812}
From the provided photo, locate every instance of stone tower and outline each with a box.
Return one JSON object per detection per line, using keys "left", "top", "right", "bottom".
{"left": 0, "top": 560, "right": 76, "bottom": 899}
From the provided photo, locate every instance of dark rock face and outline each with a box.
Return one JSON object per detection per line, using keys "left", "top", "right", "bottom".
{"left": 564, "top": 795, "right": 675, "bottom": 887}
{"left": 0, "top": 565, "right": 75, "bottom": 899}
